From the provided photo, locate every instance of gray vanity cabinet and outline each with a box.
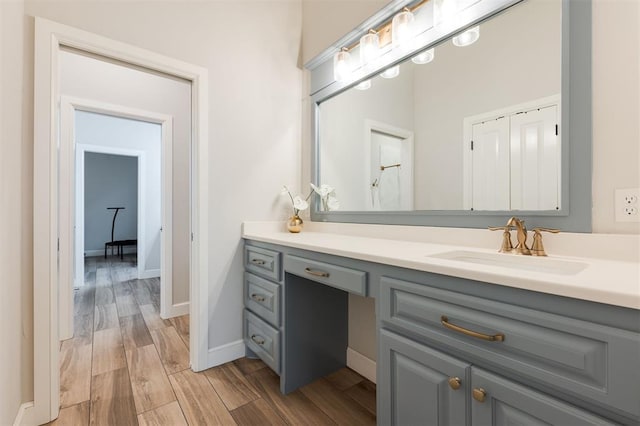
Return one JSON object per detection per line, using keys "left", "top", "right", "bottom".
{"left": 470, "top": 368, "right": 615, "bottom": 426}
{"left": 379, "top": 275, "right": 639, "bottom": 425}
{"left": 243, "top": 245, "right": 283, "bottom": 373}
{"left": 379, "top": 329, "right": 469, "bottom": 426}
{"left": 379, "top": 328, "right": 614, "bottom": 426}
{"left": 243, "top": 239, "right": 640, "bottom": 425}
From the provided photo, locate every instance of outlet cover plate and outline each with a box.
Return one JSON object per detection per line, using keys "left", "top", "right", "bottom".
{"left": 615, "top": 188, "right": 640, "bottom": 222}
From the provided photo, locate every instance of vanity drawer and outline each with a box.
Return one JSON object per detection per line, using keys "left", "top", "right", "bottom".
{"left": 244, "top": 272, "right": 280, "bottom": 327}
{"left": 245, "top": 245, "right": 281, "bottom": 281}
{"left": 284, "top": 255, "right": 367, "bottom": 296}
{"left": 244, "top": 309, "right": 280, "bottom": 374}
{"left": 380, "top": 277, "right": 640, "bottom": 418}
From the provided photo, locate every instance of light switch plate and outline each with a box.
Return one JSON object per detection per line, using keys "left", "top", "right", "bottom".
{"left": 615, "top": 188, "right": 640, "bottom": 222}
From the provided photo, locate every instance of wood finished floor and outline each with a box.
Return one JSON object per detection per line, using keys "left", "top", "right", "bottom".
{"left": 53, "top": 255, "right": 376, "bottom": 425}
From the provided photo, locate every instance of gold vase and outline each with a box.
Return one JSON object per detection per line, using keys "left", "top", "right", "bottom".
{"left": 287, "top": 215, "right": 303, "bottom": 233}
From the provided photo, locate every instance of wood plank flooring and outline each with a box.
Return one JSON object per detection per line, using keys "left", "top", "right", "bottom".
{"left": 55, "top": 255, "right": 376, "bottom": 425}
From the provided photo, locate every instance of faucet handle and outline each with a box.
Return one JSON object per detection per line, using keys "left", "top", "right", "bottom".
{"left": 488, "top": 226, "right": 514, "bottom": 253}
{"left": 530, "top": 228, "right": 560, "bottom": 256}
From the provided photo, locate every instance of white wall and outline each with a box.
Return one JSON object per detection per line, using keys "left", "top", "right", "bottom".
{"left": 0, "top": 1, "right": 32, "bottom": 422}
{"left": 32, "top": 0, "right": 303, "bottom": 355}
{"left": 4, "top": 0, "right": 302, "bottom": 410}
{"left": 76, "top": 110, "right": 162, "bottom": 274}
{"left": 84, "top": 153, "right": 139, "bottom": 251}
{"left": 60, "top": 50, "right": 190, "bottom": 305}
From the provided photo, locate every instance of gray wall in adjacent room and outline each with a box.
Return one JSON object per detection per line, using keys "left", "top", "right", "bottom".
{"left": 84, "top": 152, "right": 138, "bottom": 252}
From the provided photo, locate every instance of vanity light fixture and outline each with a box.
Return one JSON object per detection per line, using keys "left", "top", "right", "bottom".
{"left": 411, "top": 48, "right": 435, "bottom": 64}
{"left": 355, "top": 79, "right": 372, "bottom": 90}
{"left": 434, "top": 0, "right": 459, "bottom": 25}
{"left": 332, "top": 0, "right": 429, "bottom": 83}
{"left": 392, "top": 7, "right": 416, "bottom": 51}
{"left": 360, "top": 29, "right": 380, "bottom": 69}
{"left": 380, "top": 65, "right": 400, "bottom": 79}
{"left": 452, "top": 25, "right": 480, "bottom": 47}
{"left": 333, "top": 47, "right": 353, "bottom": 83}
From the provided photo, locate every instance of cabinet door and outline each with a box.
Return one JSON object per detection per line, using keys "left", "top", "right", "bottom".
{"left": 379, "top": 329, "right": 470, "bottom": 426}
{"left": 471, "top": 368, "right": 616, "bottom": 426}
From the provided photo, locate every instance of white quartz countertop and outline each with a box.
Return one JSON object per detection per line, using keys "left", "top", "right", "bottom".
{"left": 242, "top": 222, "right": 640, "bottom": 310}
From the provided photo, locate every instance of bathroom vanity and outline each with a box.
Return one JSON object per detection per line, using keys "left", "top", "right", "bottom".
{"left": 242, "top": 223, "right": 639, "bottom": 425}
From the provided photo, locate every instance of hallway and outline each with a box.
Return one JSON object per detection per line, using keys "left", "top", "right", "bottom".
{"left": 54, "top": 256, "right": 376, "bottom": 425}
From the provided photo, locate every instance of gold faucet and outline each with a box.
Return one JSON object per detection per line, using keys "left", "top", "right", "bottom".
{"left": 488, "top": 224, "right": 514, "bottom": 253}
{"left": 506, "top": 217, "right": 531, "bottom": 255}
{"left": 490, "top": 218, "right": 561, "bottom": 256}
{"left": 530, "top": 228, "right": 560, "bottom": 256}
{"left": 489, "top": 217, "right": 530, "bottom": 255}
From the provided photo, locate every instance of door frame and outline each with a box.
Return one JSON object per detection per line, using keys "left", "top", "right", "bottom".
{"left": 75, "top": 143, "right": 146, "bottom": 280}
{"left": 33, "top": 17, "right": 209, "bottom": 424}
{"left": 363, "top": 119, "right": 414, "bottom": 210}
{"left": 60, "top": 97, "right": 178, "bottom": 344}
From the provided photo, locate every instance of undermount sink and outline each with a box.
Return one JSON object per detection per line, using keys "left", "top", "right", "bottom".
{"left": 430, "top": 250, "right": 588, "bottom": 275}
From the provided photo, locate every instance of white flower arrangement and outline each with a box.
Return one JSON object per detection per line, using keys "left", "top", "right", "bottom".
{"left": 281, "top": 183, "right": 340, "bottom": 216}
{"left": 282, "top": 186, "right": 309, "bottom": 216}
{"left": 310, "top": 183, "right": 340, "bottom": 212}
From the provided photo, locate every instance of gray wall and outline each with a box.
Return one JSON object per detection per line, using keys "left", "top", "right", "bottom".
{"left": 84, "top": 153, "right": 138, "bottom": 252}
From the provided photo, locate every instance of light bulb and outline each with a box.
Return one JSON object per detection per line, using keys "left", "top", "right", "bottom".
{"left": 380, "top": 65, "right": 400, "bottom": 79}
{"left": 452, "top": 26, "right": 480, "bottom": 47}
{"left": 359, "top": 31, "right": 380, "bottom": 69}
{"left": 392, "top": 8, "right": 416, "bottom": 51}
{"left": 333, "top": 48, "right": 352, "bottom": 83}
{"left": 355, "top": 80, "right": 371, "bottom": 90}
{"left": 411, "top": 48, "right": 435, "bottom": 64}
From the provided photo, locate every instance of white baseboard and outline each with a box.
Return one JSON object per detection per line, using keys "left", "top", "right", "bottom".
{"left": 85, "top": 247, "right": 137, "bottom": 257}
{"left": 204, "top": 340, "right": 246, "bottom": 370}
{"left": 161, "top": 301, "right": 189, "bottom": 319}
{"left": 13, "top": 401, "right": 34, "bottom": 426}
{"left": 139, "top": 269, "right": 160, "bottom": 279}
{"left": 347, "top": 347, "right": 377, "bottom": 384}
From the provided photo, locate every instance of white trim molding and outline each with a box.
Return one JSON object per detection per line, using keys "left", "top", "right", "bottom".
{"left": 34, "top": 17, "right": 209, "bottom": 424}
{"left": 13, "top": 402, "right": 35, "bottom": 426}
{"left": 162, "top": 301, "right": 190, "bottom": 319}
{"left": 207, "top": 340, "right": 247, "bottom": 367}
{"left": 347, "top": 347, "right": 377, "bottom": 384}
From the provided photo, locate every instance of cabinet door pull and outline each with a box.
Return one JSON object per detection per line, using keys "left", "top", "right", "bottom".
{"left": 250, "top": 293, "right": 266, "bottom": 302}
{"left": 304, "top": 267, "right": 330, "bottom": 278}
{"left": 448, "top": 377, "right": 461, "bottom": 390}
{"left": 472, "top": 388, "right": 486, "bottom": 402}
{"left": 250, "top": 334, "right": 265, "bottom": 345}
{"left": 250, "top": 258, "right": 266, "bottom": 265}
{"left": 441, "top": 316, "right": 505, "bottom": 342}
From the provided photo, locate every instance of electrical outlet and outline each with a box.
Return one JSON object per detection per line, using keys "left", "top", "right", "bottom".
{"left": 615, "top": 188, "right": 640, "bottom": 222}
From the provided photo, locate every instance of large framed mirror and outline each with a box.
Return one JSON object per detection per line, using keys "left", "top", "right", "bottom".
{"left": 306, "top": 0, "right": 592, "bottom": 232}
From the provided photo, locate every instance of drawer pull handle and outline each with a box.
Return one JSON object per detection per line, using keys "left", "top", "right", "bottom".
{"left": 250, "top": 334, "right": 265, "bottom": 345}
{"left": 304, "top": 267, "right": 330, "bottom": 278}
{"left": 441, "top": 316, "right": 505, "bottom": 342}
{"left": 250, "top": 293, "right": 266, "bottom": 302}
{"left": 448, "top": 377, "right": 461, "bottom": 390}
{"left": 472, "top": 388, "right": 486, "bottom": 403}
{"left": 250, "top": 259, "right": 266, "bottom": 266}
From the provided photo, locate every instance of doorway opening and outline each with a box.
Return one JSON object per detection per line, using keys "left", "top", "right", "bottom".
{"left": 34, "top": 17, "right": 210, "bottom": 424}
{"left": 364, "top": 120, "right": 414, "bottom": 211}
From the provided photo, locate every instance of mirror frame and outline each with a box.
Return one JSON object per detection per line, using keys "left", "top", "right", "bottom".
{"left": 306, "top": 0, "right": 592, "bottom": 232}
